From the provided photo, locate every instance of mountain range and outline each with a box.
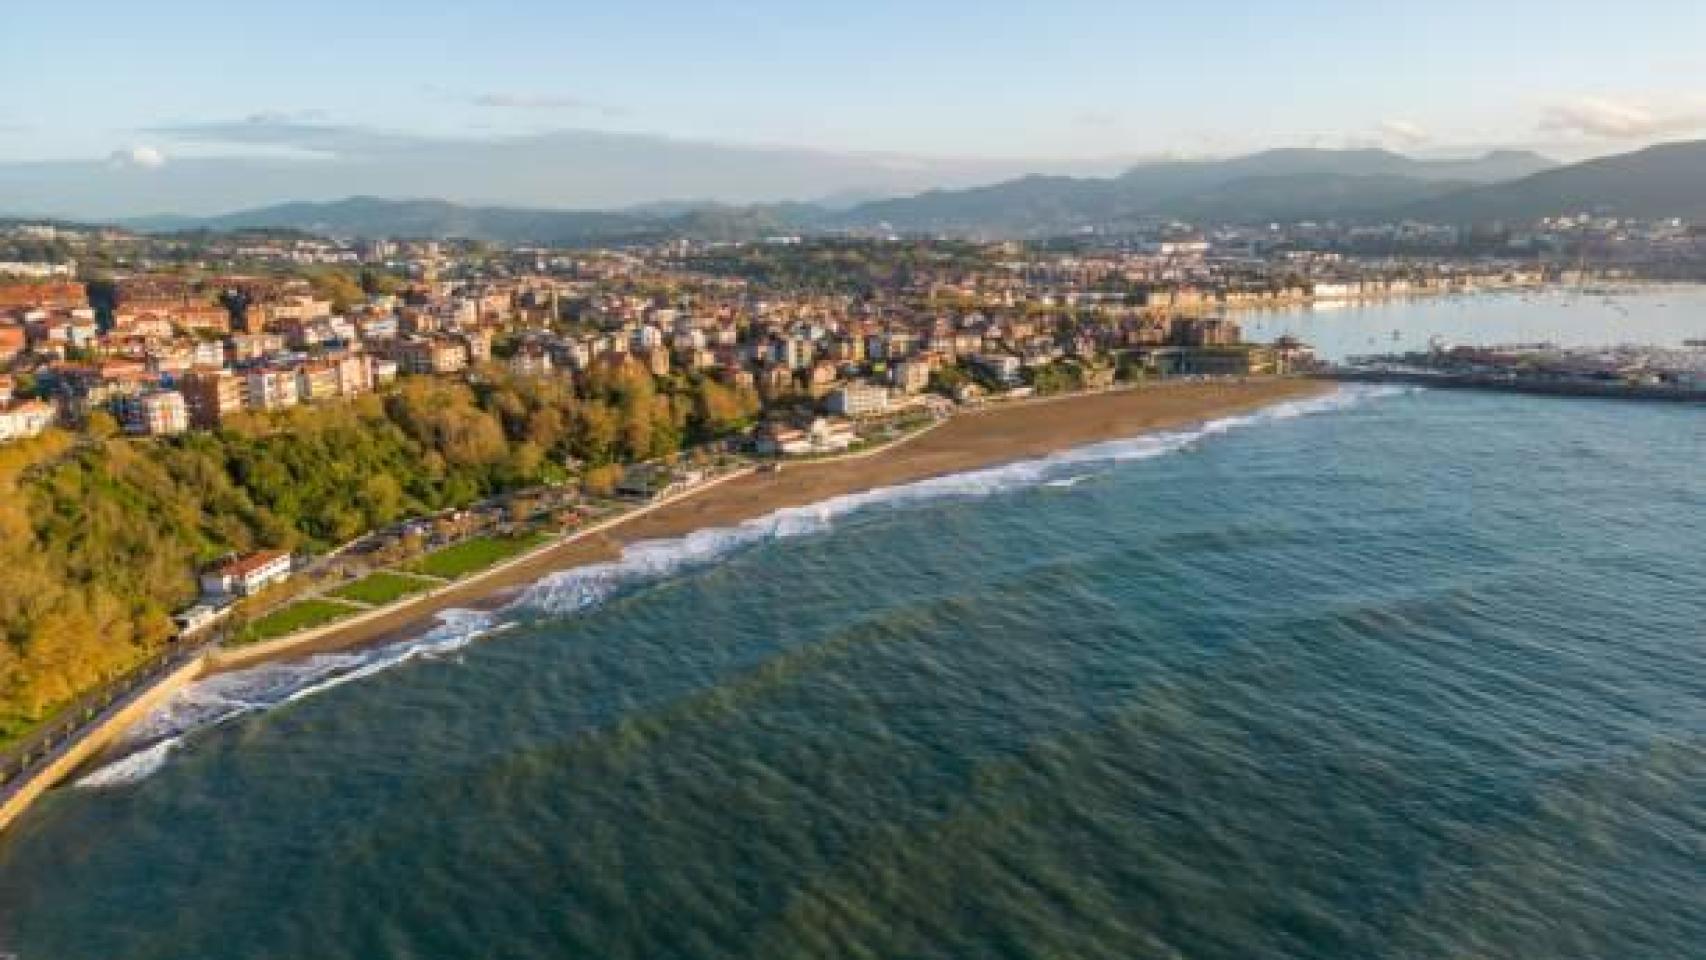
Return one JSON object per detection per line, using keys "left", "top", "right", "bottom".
{"left": 26, "top": 140, "right": 1706, "bottom": 244}
{"left": 834, "top": 148, "right": 1557, "bottom": 233}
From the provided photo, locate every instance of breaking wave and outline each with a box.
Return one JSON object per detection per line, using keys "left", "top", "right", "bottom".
{"left": 76, "top": 609, "right": 501, "bottom": 788}
{"left": 75, "top": 385, "right": 1400, "bottom": 787}
{"left": 517, "top": 385, "right": 1404, "bottom": 615}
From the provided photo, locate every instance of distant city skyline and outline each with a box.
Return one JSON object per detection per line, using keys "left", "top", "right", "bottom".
{"left": 3, "top": 0, "right": 1706, "bottom": 216}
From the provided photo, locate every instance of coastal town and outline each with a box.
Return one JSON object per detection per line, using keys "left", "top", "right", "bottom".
{"left": 0, "top": 214, "right": 1700, "bottom": 834}
{"left": 7, "top": 0, "right": 1706, "bottom": 951}
{"left": 2, "top": 217, "right": 1617, "bottom": 448}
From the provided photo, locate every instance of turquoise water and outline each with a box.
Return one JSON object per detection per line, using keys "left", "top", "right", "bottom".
{"left": 2, "top": 386, "right": 1703, "bottom": 959}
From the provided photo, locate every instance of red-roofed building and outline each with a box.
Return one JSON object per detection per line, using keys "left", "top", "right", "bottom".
{"left": 200, "top": 550, "right": 293, "bottom": 597}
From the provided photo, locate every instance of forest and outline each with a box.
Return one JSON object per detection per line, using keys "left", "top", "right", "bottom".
{"left": 0, "top": 361, "right": 759, "bottom": 743}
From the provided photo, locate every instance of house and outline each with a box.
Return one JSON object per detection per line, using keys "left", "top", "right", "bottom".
{"left": 200, "top": 549, "right": 293, "bottom": 597}
{"left": 754, "top": 417, "right": 858, "bottom": 456}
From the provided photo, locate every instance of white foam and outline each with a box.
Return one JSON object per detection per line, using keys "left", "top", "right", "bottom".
{"left": 519, "top": 384, "right": 1401, "bottom": 615}
{"left": 76, "top": 737, "right": 181, "bottom": 788}
{"left": 75, "top": 608, "right": 501, "bottom": 789}
{"left": 78, "top": 385, "right": 1397, "bottom": 787}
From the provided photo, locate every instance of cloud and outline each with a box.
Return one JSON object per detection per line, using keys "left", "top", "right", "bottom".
{"left": 109, "top": 145, "right": 166, "bottom": 168}
{"left": 145, "top": 120, "right": 423, "bottom": 158}
{"left": 1538, "top": 96, "right": 1706, "bottom": 140}
{"left": 473, "top": 92, "right": 592, "bottom": 110}
{"left": 242, "top": 109, "right": 327, "bottom": 125}
{"left": 1378, "top": 120, "right": 1430, "bottom": 147}
{"left": 470, "top": 92, "right": 627, "bottom": 118}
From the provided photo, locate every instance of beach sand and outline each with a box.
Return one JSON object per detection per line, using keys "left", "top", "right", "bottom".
{"left": 214, "top": 378, "right": 1329, "bottom": 671}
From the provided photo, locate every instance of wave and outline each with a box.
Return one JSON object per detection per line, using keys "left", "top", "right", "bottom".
{"left": 76, "top": 385, "right": 1400, "bottom": 787}
{"left": 75, "top": 609, "right": 501, "bottom": 789}
{"left": 76, "top": 737, "right": 182, "bottom": 789}
{"left": 518, "top": 384, "right": 1405, "bottom": 616}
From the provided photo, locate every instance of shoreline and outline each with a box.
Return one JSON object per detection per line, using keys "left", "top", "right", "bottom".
{"left": 207, "top": 377, "right": 1330, "bottom": 674}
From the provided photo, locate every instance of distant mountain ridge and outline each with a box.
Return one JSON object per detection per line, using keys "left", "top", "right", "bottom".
{"left": 126, "top": 196, "right": 821, "bottom": 246}
{"left": 1402, "top": 140, "right": 1706, "bottom": 222}
{"left": 836, "top": 148, "right": 1556, "bottom": 232}
{"left": 103, "top": 143, "right": 1706, "bottom": 242}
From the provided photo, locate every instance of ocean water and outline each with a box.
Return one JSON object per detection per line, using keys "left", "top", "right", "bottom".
{"left": 1238, "top": 282, "right": 1706, "bottom": 360}
{"left": 1, "top": 384, "right": 1703, "bottom": 960}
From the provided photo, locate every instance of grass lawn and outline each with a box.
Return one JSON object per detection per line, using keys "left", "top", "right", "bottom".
{"left": 234, "top": 598, "right": 361, "bottom": 645}
{"left": 407, "top": 533, "right": 550, "bottom": 580}
{"left": 329, "top": 571, "right": 439, "bottom": 606}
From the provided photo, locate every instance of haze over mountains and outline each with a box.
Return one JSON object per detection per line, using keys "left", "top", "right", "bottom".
{"left": 10, "top": 138, "right": 1706, "bottom": 244}
{"left": 0, "top": 126, "right": 1134, "bottom": 221}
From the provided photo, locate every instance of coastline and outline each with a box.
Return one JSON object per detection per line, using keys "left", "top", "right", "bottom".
{"left": 208, "top": 377, "right": 1330, "bottom": 673}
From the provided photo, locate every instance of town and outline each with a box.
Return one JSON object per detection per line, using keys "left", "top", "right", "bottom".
{"left": 3, "top": 216, "right": 1632, "bottom": 448}
{"left": 0, "top": 215, "right": 1691, "bottom": 795}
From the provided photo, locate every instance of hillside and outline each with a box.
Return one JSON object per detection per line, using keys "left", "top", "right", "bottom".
{"left": 0, "top": 368, "right": 760, "bottom": 745}
{"left": 834, "top": 148, "right": 1555, "bottom": 232}
{"left": 1403, "top": 140, "right": 1706, "bottom": 223}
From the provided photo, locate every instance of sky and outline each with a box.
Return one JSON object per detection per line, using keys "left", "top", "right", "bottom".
{"left": 2, "top": 0, "right": 1705, "bottom": 217}
{"left": 4, "top": 0, "right": 1706, "bottom": 163}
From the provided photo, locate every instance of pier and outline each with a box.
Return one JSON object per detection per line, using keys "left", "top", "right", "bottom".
{"left": 1319, "top": 370, "right": 1706, "bottom": 403}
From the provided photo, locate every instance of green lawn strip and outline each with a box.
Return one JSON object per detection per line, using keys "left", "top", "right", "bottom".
{"left": 329, "top": 571, "right": 440, "bottom": 606}
{"left": 233, "top": 598, "right": 363, "bottom": 645}
{"left": 406, "top": 533, "right": 551, "bottom": 580}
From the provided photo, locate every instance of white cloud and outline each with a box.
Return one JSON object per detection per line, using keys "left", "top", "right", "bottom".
{"left": 471, "top": 92, "right": 627, "bottom": 119}
{"left": 1378, "top": 120, "right": 1430, "bottom": 147}
{"left": 1539, "top": 96, "right": 1706, "bottom": 140}
{"left": 109, "top": 145, "right": 167, "bottom": 168}
{"left": 474, "top": 92, "right": 592, "bottom": 110}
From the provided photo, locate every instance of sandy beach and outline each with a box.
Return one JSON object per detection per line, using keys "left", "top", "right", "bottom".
{"left": 213, "top": 378, "right": 1329, "bottom": 671}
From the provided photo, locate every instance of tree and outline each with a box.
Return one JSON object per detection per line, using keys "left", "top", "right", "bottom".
{"left": 580, "top": 463, "right": 623, "bottom": 498}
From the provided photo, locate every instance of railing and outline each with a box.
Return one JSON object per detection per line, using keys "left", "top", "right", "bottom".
{"left": 0, "top": 634, "right": 209, "bottom": 796}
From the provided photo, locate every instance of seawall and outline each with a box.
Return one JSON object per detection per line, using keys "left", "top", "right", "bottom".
{"left": 0, "top": 654, "right": 208, "bottom": 834}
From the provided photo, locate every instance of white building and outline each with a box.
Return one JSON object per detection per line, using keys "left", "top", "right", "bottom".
{"left": 200, "top": 550, "right": 292, "bottom": 597}
{"left": 826, "top": 381, "right": 890, "bottom": 418}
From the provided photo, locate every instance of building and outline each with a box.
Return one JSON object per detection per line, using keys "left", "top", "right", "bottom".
{"left": 1169, "top": 317, "right": 1242, "bottom": 347}
{"left": 972, "top": 353, "right": 1023, "bottom": 386}
{"left": 114, "top": 389, "right": 189, "bottom": 436}
{"left": 200, "top": 550, "right": 292, "bottom": 597}
{"left": 892, "top": 359, "right": 931, "bottom": 394}
{"left": 245, "top": 369, "right": 300, "bottom": 412}
{"left": 508, "top": 345, "right": 554, "bottom": 377}
{"left": 753, "top": 417, "right": 858, "bottom": 456}
{"left": 295, "top": 362, "right": 341, "bottom": 403}
{"left": 393, "top": 337, "right": 468, "bottom": 375}
{"left": 180, "top": 370, "right": 245, "bottom": 429}
{"left": 334, "top": 353, "right": 374, "bottom": 396}
{"left": 0, "top": 399, "right": 55, "bottom": 442}
{"left": 826, "top": 381, "right": 890, "bottom": 418}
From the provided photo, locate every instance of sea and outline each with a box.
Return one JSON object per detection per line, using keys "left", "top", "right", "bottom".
{"left": 1, "top": 289, "right": 1702, "bottom": 960}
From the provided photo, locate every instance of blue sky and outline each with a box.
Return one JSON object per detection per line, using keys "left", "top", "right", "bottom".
{"left": 3, "top": 0, "right": 1705, "bottom": 165}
